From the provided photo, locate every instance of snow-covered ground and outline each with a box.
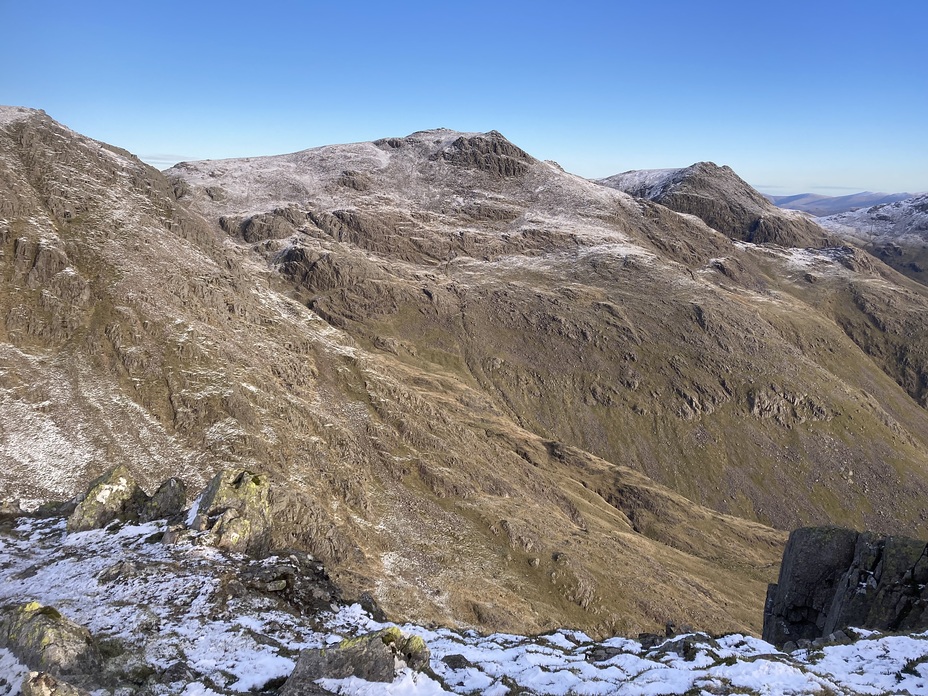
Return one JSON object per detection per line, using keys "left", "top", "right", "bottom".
{"left": 1, "top": 517, "right": 927, "bottom": 695}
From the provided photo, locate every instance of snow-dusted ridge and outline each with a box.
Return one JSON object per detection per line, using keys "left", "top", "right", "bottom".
{"left": 595, "top": 168, "right": 685, "bottom": 200}
{"left": 0, "top": 106, "right": 44, "bottom": 128}
{"left": 1, "top": 515, "right": 927, "bottom": 695}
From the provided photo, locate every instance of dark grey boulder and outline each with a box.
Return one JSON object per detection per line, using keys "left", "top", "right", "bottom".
{"left": 764, "top": 526, "right": 928, "bottom": 646}
{"left": 139, "top": 477, "right": 186, "bottom": 523}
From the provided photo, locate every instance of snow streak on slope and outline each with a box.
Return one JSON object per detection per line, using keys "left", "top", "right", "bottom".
{"left": 1, "top": 517, "right": 927, "bottom": 695}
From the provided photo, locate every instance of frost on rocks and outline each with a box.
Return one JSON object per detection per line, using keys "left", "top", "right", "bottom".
{"left": 0, "top": 512, "right": 926, "bottom": 695}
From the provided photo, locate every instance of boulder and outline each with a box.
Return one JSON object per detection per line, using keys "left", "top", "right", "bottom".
{"left": 0, "top": 602, "right": 101, "bottom": 678}
{"left": 763, "top": 526, "right": 928, "bottom": 646}
{"left": 66, "top": 465, "right": 149, "bottom": 532}
{"left": 191, "top": 470, "right": 272, "bottom": 555}
{"left": 20, "top": 672, "right": 91, "bottom": 696}
{"left": 278, "top": 628, "right": 430, "bottom": 694}
{"left": 139, "top": 478, "right": 186, "bottom": 523}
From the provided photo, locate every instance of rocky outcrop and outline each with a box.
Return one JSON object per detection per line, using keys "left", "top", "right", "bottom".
{"left": 190, "top": 470, "right": 273, "bottom": 555}
{"left": 436, "top": 131, "right": 534, "bottom": 178}
{"left": 66, "top": 467, "right": 186, "bottom": 532}
{"left": 0, "top": 602, "right": 101, "bottom": 682}
{"left": 139, "top": 477, "right": 186, "bottom": 523}
{"left": 279, "top": 628, "right": 430, "bottom": 694}
{"left": 763, "top": 527, "right": 928, "bottom": 646}
{"left": 65, "top": 465, "right": 149, "bottom": 532}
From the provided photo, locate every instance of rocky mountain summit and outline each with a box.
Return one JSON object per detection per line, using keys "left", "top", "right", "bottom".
{"left": 6, "top": 107, "right": 928, "bottom": 642}
{"left": 597, "top": 162, "right": 832, "bottom": 247}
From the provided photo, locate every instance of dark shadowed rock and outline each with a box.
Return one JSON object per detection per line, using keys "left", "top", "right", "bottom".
{"left": 764, "top": 526, "right": 928, "bottom": 645}
{"left": 0, "top": 602, "right": 101, "bottom": 679}
{"left": 139, "top": 478, "right": 186, "bottom": 523}
{"left": 240, "top": 550, "right": 340, "bottom": 614}
{"left": 66, "top": 465, "right": 149, "bottom": 532}
{"left": 191, "top": 470, "right": 272, "bottom": 555}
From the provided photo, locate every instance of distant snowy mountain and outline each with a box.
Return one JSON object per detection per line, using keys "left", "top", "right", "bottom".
{"left": 767, "top": 191, "right": 914, "bottom": 217}
{"left": 819, "top": 194, "right": 928, "bottom": 283}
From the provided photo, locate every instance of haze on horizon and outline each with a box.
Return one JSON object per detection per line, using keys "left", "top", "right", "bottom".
{"left": 1, "top": 0, "right": 925, "bottom": 197}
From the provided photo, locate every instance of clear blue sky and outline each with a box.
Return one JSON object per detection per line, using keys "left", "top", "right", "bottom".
{"left": 1, "top": 1, "right": 925, "bottom": 195}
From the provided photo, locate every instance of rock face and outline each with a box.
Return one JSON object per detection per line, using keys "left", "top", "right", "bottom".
{"left": 0, "top": 602, "right": 101, "bottom": 680}
{"left": 191, "top": 470, "right": 272, "bottom": 555}
{"left": 139, "top": 477, "right": 186, "bottom": 523}
{"left": 279, "top": 627, "right": 430, "bottom": 694}
{"left": 763, "top": 527, "right": 928, "bottom": 645}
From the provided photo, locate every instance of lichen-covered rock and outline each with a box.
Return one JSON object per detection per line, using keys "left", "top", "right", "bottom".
{"left": 192, "top": 470, "right": 272, "bottom": 555}
{"left": 0, "top": 602, "right": 101, "bottom": 678}
{"left": 20, "top": 672, "right": 91, "bottom": 696}
{"left": 139, "top": 477, "right": 186, "bottom": 523}
{"left": 278, "top": 627, "right": 430, "bottom": 693}
{"left": 66, "top": 465, "right": 149, "bottom": 532}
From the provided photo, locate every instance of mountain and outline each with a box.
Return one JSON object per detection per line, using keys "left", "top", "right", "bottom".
{"left": 767, "top": 191, "right": 914, "bottom": 217}
{"left": 597, "top": 162, "right": 831, "bottom": 247}
{"left": 6, "top": 109, "right": 928, "bottom": 639}
{"left": 818, "top": 194, "right": 928, "bottom": 284}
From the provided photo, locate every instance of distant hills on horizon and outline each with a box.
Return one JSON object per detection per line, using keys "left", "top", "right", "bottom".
{"left": 764, "top": 191, "right": 915, "bottom": 217}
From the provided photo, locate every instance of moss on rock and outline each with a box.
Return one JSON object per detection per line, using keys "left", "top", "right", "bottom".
{"left": 0, "top": 602, "right": 101, "bottom": 678}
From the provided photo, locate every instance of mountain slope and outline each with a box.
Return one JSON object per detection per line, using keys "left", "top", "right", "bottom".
{"left": 168, "top": 131, "right": 928, "bottom": 539}
{"left": 0, "top": 110, "right": 790, "bottom": 637}
{"left": 6, "top": 111, "right": 928, "bottom": 638}
{"left": 598, "top": 162, "right": 831, "bottom": 247}
{"left": 819, "top": 194, "right": 928, "bottom": 284}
